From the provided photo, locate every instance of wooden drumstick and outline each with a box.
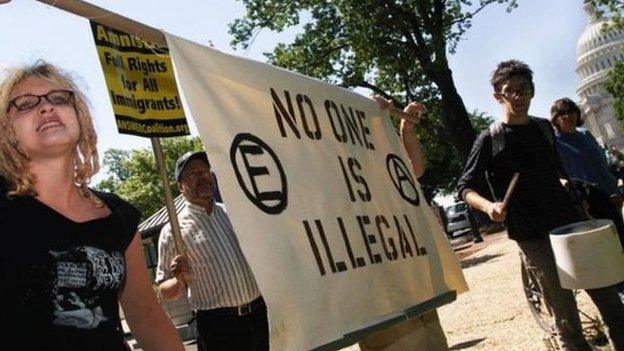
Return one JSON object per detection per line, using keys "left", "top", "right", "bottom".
{"left": 501, "top": 173, "right": 520, "bottom": 211}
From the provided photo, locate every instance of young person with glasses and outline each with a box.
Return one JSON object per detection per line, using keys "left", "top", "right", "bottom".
{"left": 0, "top": 61, "right": 184, "bottom": 351}
{"left": 457, "top": 60, "right": 624, "bottom": 350}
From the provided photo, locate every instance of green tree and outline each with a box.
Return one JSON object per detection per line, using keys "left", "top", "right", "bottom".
{"left": 590, "top": 0, "right": 624, "bottom": 123}
{"left": 230, "top": 0, "right": 516, "bottom": 157}
{"left": 607, "top": 62, "right": 624, "bottom": 123}
{"left": 95, "top": 136, "right": 203, "bottom": 218}
{"left": 229, "top": 0, "right": 512, "bottom": 198}
{"left": 590, "top": 0, "right": 624, "bottom": 29}
{"left": 418, "top": 110, "right": 493, "bottom": 200}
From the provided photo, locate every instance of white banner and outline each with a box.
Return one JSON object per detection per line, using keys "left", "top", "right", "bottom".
{"left": 166, "top": 33, "right": 467, "bottom": 351}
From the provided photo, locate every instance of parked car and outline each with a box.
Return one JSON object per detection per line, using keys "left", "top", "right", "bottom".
{"left": 445, "top": 202, "right": 471, "bottom": 236}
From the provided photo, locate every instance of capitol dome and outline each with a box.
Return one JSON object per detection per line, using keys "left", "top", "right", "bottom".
{"left": 576, "top": 0, "right": 624, "bottom": 149}
{"left": 576, "top": 1, "right": 624, "bottom": 98}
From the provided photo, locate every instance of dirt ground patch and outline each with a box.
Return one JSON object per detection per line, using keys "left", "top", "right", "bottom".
{"left": 334, "top": 231, "right": 614, "bottom": 351}
{"left": 437, "top": 232, "right": 612, "bottom": 351}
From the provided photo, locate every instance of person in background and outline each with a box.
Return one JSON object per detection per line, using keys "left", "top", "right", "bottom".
{"left": 550, "top": 98, "right": 624, "bottom": 236}
{"left": 0, "top": 61, "right": 184, "bottom": 351}
{"left": 357, "top": 96, "right": 450, "bottom": 351}
{"left": 466, "top": 204, "right": 484, "bottom": 243}
{"left": 550, "top": 98, "right": 624, "bottom": 303}
{"left": 607, "top": 145, "right": 624, "bottom": 192}
{"left": 431, "top": 200, "right": 450, "bottom": 237}
{"left": 457, "top": 59, "right": 624, "bottom": 350}
{"left": 156, "top": 151, "right": 268, "bottom": 351}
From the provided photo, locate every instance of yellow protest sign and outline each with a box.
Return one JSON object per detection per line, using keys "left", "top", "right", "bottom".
{"left": 90, "top": 21, "right": 189, "bottom": 137}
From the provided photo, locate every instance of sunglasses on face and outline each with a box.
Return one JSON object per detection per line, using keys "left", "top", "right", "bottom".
{"left": 500, "top": 85, "right": 532, "bottom": 100}
{"left": 7, "top": 90, "right": 75, "bottom": 113}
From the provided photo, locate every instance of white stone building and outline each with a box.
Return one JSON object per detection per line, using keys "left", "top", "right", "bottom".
{"left": 577, "top": 0, "right": 624, "bottom": 149}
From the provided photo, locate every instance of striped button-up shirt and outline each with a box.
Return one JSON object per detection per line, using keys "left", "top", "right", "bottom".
{"left": 156, "top": 201, "right": 261, "bottom": 311}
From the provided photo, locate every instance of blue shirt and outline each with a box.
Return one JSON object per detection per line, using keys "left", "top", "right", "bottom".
{"left": 555, "top": 128, "right": 619, "bottom": 197}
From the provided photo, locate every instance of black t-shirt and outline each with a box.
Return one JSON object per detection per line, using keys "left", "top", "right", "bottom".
{"left": 0, "top": 186, "right": 140, "bottom": 351}
{"left": 457, "top": 118, "right": 580, "bottom": 241}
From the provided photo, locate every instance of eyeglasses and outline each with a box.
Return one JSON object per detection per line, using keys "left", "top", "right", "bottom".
{"left": 7, "top": 90, "right": 75, "bottom": 112}
{"left": 500, "top": 85, "right": 533, "bottom": 99}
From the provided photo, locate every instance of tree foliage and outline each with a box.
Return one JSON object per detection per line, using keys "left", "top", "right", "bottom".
{"left": 95, "top": 136, "right": 203, "bottom": 219}
{"left": 590, "top": 0, "right": 624, "bottom": 30}
{"left": 417, "top": 109, "right": 493, "bottom": 199}
{"left": 590, "top": 0, "right": 624, "bottom": 124}
{"left": 230, "top": 0, "right": 512, "bottom": 198}
{"left": 607, "top": 61, "right": 624, "bottom": 124}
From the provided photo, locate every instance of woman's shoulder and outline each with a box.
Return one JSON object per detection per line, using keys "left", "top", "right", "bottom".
{"left": 575, "top": 128, "right": 602, "bottom": 144}
{"left": 93, "top": 190, "right": 142, "bottom": 232}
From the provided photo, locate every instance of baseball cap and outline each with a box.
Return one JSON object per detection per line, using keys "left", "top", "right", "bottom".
{"left": 174, "top": 151, "right": 210, "bottom": 182}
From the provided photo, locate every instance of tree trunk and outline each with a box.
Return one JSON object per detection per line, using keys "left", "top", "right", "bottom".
{"left": 433, "top": 67, "right": 477, "bottom": 162}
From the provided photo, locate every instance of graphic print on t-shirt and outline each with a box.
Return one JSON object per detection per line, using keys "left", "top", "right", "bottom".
{"left": 49, "top": 246, "right": 125, "bottom": 329}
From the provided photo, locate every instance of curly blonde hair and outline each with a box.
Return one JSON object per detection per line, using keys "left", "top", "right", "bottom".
{"left": 0, "top": 61, "right": 99, "bottom": 197}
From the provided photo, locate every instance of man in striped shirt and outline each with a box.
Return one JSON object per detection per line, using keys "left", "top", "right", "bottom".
{"left": 156, "top": 151, "right": 267, "bottom": 351}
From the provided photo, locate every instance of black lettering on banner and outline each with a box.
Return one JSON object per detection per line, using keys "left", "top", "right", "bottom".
{"left": 270, "top": 88, "right": 301, "bottom": 139}
{"left": 303, "top": 219, "right": 347, "bottom": 275}
{"left": 357, "top": 215, "right": 382, "bottom": 264}
{"left": 296, "top": 94, "right": 322, "bottom": 140}
{"left": 356, "top": 110, "right": 375, "bottom": 150}
{"left": 303, "top": 220, "right": 327, "bottom": 276}
{"left": 375, "top": 215, "right": 398, "bottom": 261}
{"left": 143, "top": 77, "right": 159, "bottom": 92}
{"left": 303, "top": 214, "right": 426, "bottom": 277}
{"left": 348, "top": 157, "right": 371, "bottom": 202}
{"left": 338, "top": 156, "right": 371, "bottom": 203}
{"left": 394, "top": 215, "right": 414, "bottom": 258}
{"left": 270, "top": 88, "right": 322, "bottom": 140}
{"left": 386, "top": 154, "right": 420, "bottom": 206}
{"left": 338, "top": 156, "right": 356, "bottom": 202}
{"left": 120, "top": 74, "right": 138, "bottom": 91}
{"left": 337, "top": 217, "right": 366, "bottom": 269}
{"left": 92, "top": 22, "right": 168, "bottom": 54}
{"left": 341, "top": 105, "right": 363, "bottom": 147}
{"left": 126, "top": 57, "right": 168, "bottom": 76}
{"left": 324, "top": 100, "right": 348, "bottom": 143}
{"left": 230, "top": 133, "right": 287, "bottom": 214}
{"left": 109, "top": 91, "right": 182, "bottom": 114}
{"left": 104, "top": 52, "right": 125, "bottom": 69}
{"left": 404, "top": 214, "right": 427, "bottom": 255}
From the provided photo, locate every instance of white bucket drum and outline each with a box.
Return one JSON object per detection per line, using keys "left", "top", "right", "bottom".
{"left": 549, "top": 219, "right": 624, "bottom": 290}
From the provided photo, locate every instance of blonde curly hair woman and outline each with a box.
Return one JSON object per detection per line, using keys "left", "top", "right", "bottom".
{"left": 0, "top": 61, "right": 184, "bottom": 351}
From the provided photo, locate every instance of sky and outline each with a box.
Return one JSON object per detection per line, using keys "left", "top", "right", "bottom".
{"left": 0, "top": 1, "right": 591, "bottom": 205}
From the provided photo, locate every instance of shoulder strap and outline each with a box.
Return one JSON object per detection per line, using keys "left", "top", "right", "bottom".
{"left": 489, "top": 122, "right": 505, "bottom": 158}
{"left": 483, "top": 125, "right": 504, "bottom": 202}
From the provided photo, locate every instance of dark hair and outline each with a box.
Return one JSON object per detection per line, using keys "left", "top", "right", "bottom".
{"left": 491, "top": 60, "right": 534, "bottom": 93}
{"left": 550, "top": 98, "right": 583, "bottom": 127}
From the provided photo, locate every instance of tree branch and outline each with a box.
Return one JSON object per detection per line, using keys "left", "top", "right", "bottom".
{"left": 306, "top": 43, "right": 349, "bottom": 67}
{"left": 430, "top": 0, "right": 448, "bottom": 68}
{"left": 451, "top": 0, "right": 493, "bottom": 25}
{"left": 356, "top": 80, "right": 405, "bottom": 107}
{"left": 414, "top": 0, "right": 435, "bottom": 33}
{"left": 381, "top": 0, "right": 434, "bottom": 69}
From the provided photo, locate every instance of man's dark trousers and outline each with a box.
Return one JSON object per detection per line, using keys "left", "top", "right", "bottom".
{"left": 196, "top": 297, "right": 269, "bottom": 351}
